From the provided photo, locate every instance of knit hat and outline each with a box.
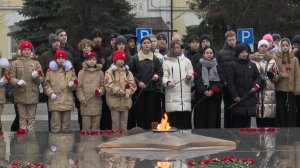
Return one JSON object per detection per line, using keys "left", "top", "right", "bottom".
{"left": 199, "top": 34, "right": 211, "bottom": 43}
{"left": 91, "top": 29, "right": 103, "bottom": 38}
{"left": 258, "top": 39, "right": 269, "bottom": 49}
{"left": 113, "top": 50, "right": 126, "bottom": 62}
{"left": 272, "top": 33, "right": 281, "bottom": 41}
{"left": 84, "top": 52, "right": 98, "bottom": 59}
{"left": 115, "top": 35, "right": 127, "bottom": 45}
{"left": 234, "top": 43, "right": 248, "bottom": 57}
{"left": 48, "top": 33, "right": 59, "bottom": 45}
{"left": 292, "top": 35, "right": 300, "bottom": 44}
{"left": 124, "top": 34, "right": 137, "bottom": 42}
{"left": 156, "top": 32, "right": 167, "bottom": 41}
{"left": 110, "top": 32, "right": 120, "bottom": 40}
{"left": 19, "top": 41, "right": 33, "bottom": 52}
{"left": 54, "top": 49, "right": 67, "bottom": 60}
{"left": 262, "top": 33, "right": 273, "bottom": 42}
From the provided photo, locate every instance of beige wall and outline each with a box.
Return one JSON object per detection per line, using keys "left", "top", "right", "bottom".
{"left": 0, "top": 0, "right": 22, "bottom": 59}
{"left": 173, "top": 0, "right": 200, "bottom": 36}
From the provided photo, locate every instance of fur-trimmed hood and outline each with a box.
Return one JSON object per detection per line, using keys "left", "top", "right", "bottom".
{"left": 49, "top": 60, "right": 73, "bottom": 71}
{"left": 82, "top": 62, "right": 103, "bottom": 72}
{"left": 250, "top": 52, "right": 274, "bottom": 62}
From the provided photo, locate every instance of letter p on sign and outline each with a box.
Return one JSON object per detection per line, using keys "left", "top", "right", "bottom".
{"left": 237, "top": 28, "right": 254, "bottom": 51}
{"left": 136, "top": 28, "right": 152, "bottom": 44}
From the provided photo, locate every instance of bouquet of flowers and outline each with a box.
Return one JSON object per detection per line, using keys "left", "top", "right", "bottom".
{"left": 187, "top": 155, "right": 254, "bottom": 168}
{"left": 0, "top": 162, "right": 44, "bottom": 168}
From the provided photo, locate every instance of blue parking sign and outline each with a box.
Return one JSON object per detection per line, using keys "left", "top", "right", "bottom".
{"left": 237, "top": 28, "right": 254, "bottom": 45}
{"left": 136, "top": 28, "right": 152, "bottom": 44}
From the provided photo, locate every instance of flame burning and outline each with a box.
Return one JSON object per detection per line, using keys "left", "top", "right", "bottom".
{"left": 157, "top": 113, "right": 171, "bottom": 131}
{"left": 157, "top": 161, "right": 170, "bottom": 168}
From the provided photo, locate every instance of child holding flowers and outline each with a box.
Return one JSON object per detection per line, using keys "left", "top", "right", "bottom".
{"left": 274, "top": 38, "right": 300, "bottom": 127}
{"left": 43, "top": 49, "right": 77, "bottom": 133}
{"left": 76, "top": 52, "right": 105, "bottom": 131}
{"left": 193, "top": 47, "right": 223, "bottom": 128}
{"left": 9, "top": 41, "right": 44, "bottom": 132}
{"left": 105, "top": 50, "right": 136, "bottom": 131}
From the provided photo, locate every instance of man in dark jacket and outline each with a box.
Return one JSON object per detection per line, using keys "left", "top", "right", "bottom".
{"left": 184, "top": 34, "right": 200, "bottom": 68}
{"left": 218, "top": 30, "right": 237, "bottom": 128}
{"left": 191, "top": 34, "right": 213, "bottom": 69}
{"left": 91, "top": 29, "right": 106, "bottom": 65}
{"left": 226, "top": 44, "right": 261, "bottom": 128}
{"left": 55, "top": 29, "right": 78, "bottom": 59}
{"left": 38, "top": 33, "right": 73, "bottom": 131}
{"left": 104, "top": 32, "right": 120, "bottom": 59}
{"left": 39, "top": 33, "right": 73, "bottom": 74}
{"left": 124, "top": 34, "right": 138, "bottom": 57}
{"left": 156, "top": 32, "right": 169, "bottom": 56}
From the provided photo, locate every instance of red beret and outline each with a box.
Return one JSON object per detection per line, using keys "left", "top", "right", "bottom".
{"left": 19, "top": 41, "right": 33, "bottom": 52}
{"left": 54, "top": 49, "right": 67, "bottom": 60}
{"left": 84, "top": 52, "right": 98, "bottom": 59}
{"left": 113, "top": 50, "right": 126, "bottom": 62}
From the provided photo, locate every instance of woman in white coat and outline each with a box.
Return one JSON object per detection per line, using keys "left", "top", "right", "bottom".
{"left": 163, "top": 41, "right": 194, "bottom": 129}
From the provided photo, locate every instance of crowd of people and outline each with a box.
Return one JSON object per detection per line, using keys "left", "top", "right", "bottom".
{"left": 1, "top": 28, "right": 300, "bottom": 134}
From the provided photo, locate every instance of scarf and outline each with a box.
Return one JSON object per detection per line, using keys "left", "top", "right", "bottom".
{"left": 199, "top": 58, "right": 220, "bottom": 86}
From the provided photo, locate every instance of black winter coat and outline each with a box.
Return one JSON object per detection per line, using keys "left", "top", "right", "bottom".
{"left": 73, "top": 53, "right": 85, "bottom": 75}
{"left": 129, "top": 54, "right": 163, "bottom": 92}
{"left": 226, "top": 58, "right": 261, "bottom": 117}
{"left": 61, "top": 43, "right": 78, "bottom": 59}
{"left": 92, "top": 45, "right": 106, "bottom": 61}
{"left": 184, "top": 48, "right": 197, "bottom": 62}
{"left": 218, "top": 43, "right": 235, "bottom": 80}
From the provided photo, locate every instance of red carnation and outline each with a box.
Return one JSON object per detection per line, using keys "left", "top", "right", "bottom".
{"left": 285, "top": 67, "right": 292, "bottom": 72}
{"left": 193, "top": 70, "right": 197, "bottom": 77}
{"left": 253, "top": 84, "right": 260, "bottom": 91}
{"left": 266, "top": 127, "right": 277, "bottom": 132}
{"left": 80, "top": 130, "right": 87, "bottom": 135}
{"left": 5, "top": 74, "right": 10, "bottom": 81}
{"left": 242, "top": 158, "right": 255, "bottom": 164}
{"left": 95, "top": 89, "right": 101, "bottom": 96}
{"left": 187, "top": 160, "right": 195, "bottom": 166}
{"left": 211, "top": 85, "right": 219, "bottom": 93}
{"left": 271, "top": 68, "right": 276, "bottom": 73}
{"left": 105, "top": 130, "right": 114, "bottom": 134}
{"left": 203, "top": 160, "right": 212, "bottom": 164}
{"left": 0, "top": 131, "right": 3, "bottom": 136}
{"left": 73, "top": 79, "right": 78, "bottom": 85}
{"left": 17, "top": 128, "right": 26, "bottom": 134}
{"left": 223, "top": 155, "right": 235, "bottom": 162}
{"left": 240, "top": 128, "right": 246, "bottom": 132}
{"left": 38, "top": 69, "right": 43, "bottom": 76}
{"left": 125, "top": 83, "right": 131, "bottom": 89}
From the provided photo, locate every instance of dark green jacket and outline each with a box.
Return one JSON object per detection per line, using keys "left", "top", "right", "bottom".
{"left": 38, "top": 49, "right": 73, "bottom": 74}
